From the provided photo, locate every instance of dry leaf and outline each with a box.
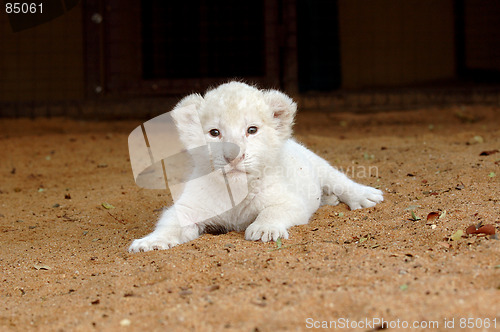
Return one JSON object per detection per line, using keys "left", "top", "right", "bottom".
{"left": 426, "top": 212, "right": 439, "bottom": 222}
{"left": 467, "top": 224, "right": 496, "bottom": 236}
{"left": 466, "top": 225, "right": 477, "bottom": 235}
{"left": 410, "top": 211, "right": 421, "bottom": 221}
{"left": 479, "top": 150, "right": 499, "bottom": 156}
{"left": 438, "top": 241, "right": 451, "bottom": 249}
{"left": 34, "top": 264, "right": 51, "bottom": 270}
{"left": 102, "top": 202, "right": 115, "bottom": 209}
{"left": 470, "top": 136, "right": 484, "bottom": 144}
{"left": 476, "top": 224, "right": 496, "bottom": 235}
{"left": 450, "top": 230, "right": 464, "bottom": 241}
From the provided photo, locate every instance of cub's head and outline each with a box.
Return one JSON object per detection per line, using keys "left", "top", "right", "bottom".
{"left": 171, "top": 81, "right": 296, "bottom": 176}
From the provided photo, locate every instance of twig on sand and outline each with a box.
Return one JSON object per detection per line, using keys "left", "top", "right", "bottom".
{"left": 107, "top": 212, "right": 126, "bottom": 224}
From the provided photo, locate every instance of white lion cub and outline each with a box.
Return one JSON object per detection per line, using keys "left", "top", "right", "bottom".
{"left": 129, "top": 82, "right": 383, "bottom": 252}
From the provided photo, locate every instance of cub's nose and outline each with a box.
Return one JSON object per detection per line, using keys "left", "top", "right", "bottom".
{"left": 223, "top": 143, "right": 241, "bottom": 164}
{"left": 225, "top": 153, "right": 245, "bottom": 165}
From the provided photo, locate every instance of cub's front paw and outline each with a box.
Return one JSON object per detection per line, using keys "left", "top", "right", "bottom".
{"left": 128, "top": 234, "right": 180, "bottom": 252}
{"left": 344, "top": 184, "right": 384, "bottom": 210}
{"left": 245, "top": 223, "right": 289, "bottom": 242}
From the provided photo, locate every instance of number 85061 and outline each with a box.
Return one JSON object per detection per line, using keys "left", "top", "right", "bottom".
{"left": 6, "top": 3, "right": 42, "bottom": 14}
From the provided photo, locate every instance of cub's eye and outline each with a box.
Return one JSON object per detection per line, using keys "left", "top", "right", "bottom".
{"left": 247, "top": 126, "right": 258, "bottom": 135}
{"left": 209, "top": 129, "right": 220, "bottom": 137}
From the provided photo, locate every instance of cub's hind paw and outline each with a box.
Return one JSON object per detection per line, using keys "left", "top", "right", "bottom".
{"left": 321, "top": 193, "right": 340, "bottom": 206}
{"left": 344, "top": 185, "right": 384, "bottom": 210}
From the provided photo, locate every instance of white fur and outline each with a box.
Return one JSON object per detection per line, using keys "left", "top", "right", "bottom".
{"left": 129, "top": 82, "right": 383, "bottom": 252}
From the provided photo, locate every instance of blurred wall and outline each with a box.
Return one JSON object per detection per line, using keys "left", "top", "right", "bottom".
{"left": 0, "top": 0, "right": 499, "bottom": 113}
{"left": 338, "top": 0, "right": 455, "bottom": 89}
{"left": 464, "top": 0, "right": 500, "bottom": 72}
{"left": 0, "top": 3, "right": 84, "bottom": 102}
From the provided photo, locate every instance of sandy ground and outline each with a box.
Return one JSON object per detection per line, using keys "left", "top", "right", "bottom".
{"left": 1, "top": 105, "right": 499, "bottom": 331}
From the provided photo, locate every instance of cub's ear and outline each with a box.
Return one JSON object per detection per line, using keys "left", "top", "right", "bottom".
{"left": 175, "top": 93, "right": 204, "bottom": 110}
{"left": 170, "top": 93, "right": 205, "bottom": 149}
{"left": 171, "top": 93, "right": 204, "bottom": 125}
{"left": 263, "top": 89, "right": 297, "bottom": 139}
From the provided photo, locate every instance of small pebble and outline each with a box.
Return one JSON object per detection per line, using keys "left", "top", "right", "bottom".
{"left": 120, "top": 319, "right": 131, "bottom": 327}
{"left": 206, "top": 285, "right": 220, "bottom": 292}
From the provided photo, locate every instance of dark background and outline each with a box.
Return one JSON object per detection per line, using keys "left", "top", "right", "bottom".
{"left": 1, "top": 0, "right": 500, "bottom": 117}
